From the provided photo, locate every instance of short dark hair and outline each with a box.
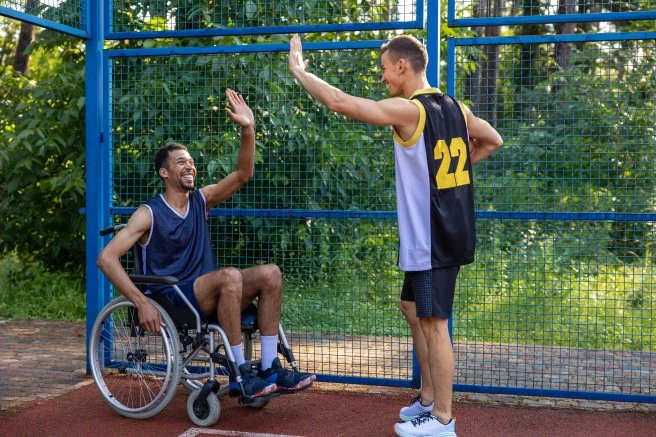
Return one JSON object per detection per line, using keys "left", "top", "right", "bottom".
{"left": 380, "top": 35, "right": 428, "bottom": 73}
{"left": 155, "top": 142, "right": 188, "bottom": 178}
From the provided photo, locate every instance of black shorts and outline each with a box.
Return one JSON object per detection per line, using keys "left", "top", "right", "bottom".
{"left": 400, "top": 266, "right": 460, "bottom": 318}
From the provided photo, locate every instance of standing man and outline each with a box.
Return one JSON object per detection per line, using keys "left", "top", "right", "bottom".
{"left": 97, "top": 89, "right": 315, "bottom": 400}
{"left": 288, "top": 34, "right": 502, "bottom": 436}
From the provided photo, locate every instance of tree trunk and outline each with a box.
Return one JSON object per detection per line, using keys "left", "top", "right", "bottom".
{"left": 555, "top": 0, "right": 577, "bottom": 70}
{"left": 471, "top": 0, "right": 500, "bottom": 125}
{"left": 464, "top": 0, "right": 486, "bottom": 108}
{"left": 13, "top": 0, "right": 39, "bottom": 76}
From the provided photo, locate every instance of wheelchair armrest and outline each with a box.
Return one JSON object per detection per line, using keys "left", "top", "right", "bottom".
{"left": 99, "top": 224, "right": 126, "bottom": 236}
{"left": 129, "top": 274, "right": 179, "bottom": 285}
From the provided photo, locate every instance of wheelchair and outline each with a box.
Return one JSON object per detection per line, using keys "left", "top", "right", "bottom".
{"left": 89, "top": 224, "right": 304, "bottom": 426}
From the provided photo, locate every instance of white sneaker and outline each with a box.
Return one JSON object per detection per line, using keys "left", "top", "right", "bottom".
{"left": 399, "top": 395, "right": 435, "bottom": 421}
{"left": 394, "top": 413, "right": 457, "bottom": 437}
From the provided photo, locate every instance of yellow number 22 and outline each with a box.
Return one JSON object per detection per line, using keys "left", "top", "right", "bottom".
{"left": 434, "top": 137, "right": 471, "bottom": 189}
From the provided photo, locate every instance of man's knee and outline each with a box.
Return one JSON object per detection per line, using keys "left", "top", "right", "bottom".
{"left": 212, "top": 267, "right": 243, "bottom": 298}
{"left": 419, "top": 316, "right": 449, "bottom": 337}
{"left": 399, "top": 300, "right": 416, "bottom": 321}
{"left": 260, "top": 264, "right": 282, "bottom": 292}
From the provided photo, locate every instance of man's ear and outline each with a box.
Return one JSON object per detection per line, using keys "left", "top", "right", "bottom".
{"left": 397, "top": 58, "right": 408, "bottom": 74}
{"left": 159, "top": 167, "right": 168, "bottom": 180}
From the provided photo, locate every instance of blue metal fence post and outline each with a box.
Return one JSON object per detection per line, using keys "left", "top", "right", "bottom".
{"left": 85, "top": 0, "right": 106, "bottom": 374}
{"left": 426, "top": 0, "right": 440, "bottom": 87}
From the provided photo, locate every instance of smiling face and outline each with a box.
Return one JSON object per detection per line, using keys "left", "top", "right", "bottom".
{"left": 380, "top": 51, "right": 403, "bottom": 97}
{"left": 161, "top": 149, "right": 196, "bottom": 191}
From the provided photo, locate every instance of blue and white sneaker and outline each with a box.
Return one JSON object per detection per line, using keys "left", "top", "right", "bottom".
{"left": 400, "top": 395, "right": 434, "bottom": 421}
{"left": 395, "top": 412, "right": 457, "bottom": 437}
{"left": 258, "top": 357, "right": 316, "bottom": 393}
{"left": 229, "top": 361, "right": 277, "bottom": 398}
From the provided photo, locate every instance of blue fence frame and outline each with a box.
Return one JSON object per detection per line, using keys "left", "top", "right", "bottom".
{"left": 0, "top": 3, "right": 88, "bottom": 38}
{"left": 3, "top": 0, "right": 654, "bottom": 403}
{"left": 104, "top": 1, "right": 424, "bottom": 40}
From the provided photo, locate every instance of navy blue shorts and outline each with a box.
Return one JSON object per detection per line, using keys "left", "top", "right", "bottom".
{"left": 150, "top": 280, "right": 217, "bottom": 323}
{"left": 167, "top": 280, "right": 202, "bottom": 312}
{"left": 400, "top": 266, "right": 460, "bottom": 318}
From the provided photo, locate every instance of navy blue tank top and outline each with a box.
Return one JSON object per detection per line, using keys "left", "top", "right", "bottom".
{"left": 140, "top": 189, "right": 216, "bottom": 291}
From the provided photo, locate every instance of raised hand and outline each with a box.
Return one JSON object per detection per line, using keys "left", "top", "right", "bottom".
{"left": 289, "top": 33, "right": 309, "bottom": 76}
{"left": 225, "top": 88, "right": 254, "bottom": 128}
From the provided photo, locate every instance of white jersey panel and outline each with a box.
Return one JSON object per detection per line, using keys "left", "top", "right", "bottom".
{"left": 394, "top": 102, "right": 432, "bottom": 271}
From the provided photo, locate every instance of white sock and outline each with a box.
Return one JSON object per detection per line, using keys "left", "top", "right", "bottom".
{"left": 230, "top": 343, "right": 245, "bottom": 367}
{"left": 259, "top": 335, "right": 278, "bottom": 370}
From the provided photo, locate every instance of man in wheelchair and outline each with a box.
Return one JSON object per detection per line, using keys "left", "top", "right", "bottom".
{"left": 97, "top": 88, "right": 315, "bottom": 400}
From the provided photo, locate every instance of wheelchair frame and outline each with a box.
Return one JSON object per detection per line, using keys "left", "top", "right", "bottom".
{"left": 89, "top": 224, "right": 301, "bottom": 426}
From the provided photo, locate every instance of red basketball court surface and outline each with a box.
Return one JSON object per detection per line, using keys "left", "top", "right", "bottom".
{"left": 1, "top": 319, "right": 654, "bottom": 436}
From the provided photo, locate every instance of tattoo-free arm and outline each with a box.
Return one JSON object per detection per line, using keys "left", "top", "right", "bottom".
{"left": 96, "top": 207, "right": 164, "bottom": 333}
{"left": 465, "top": 107, "right": 503, "bottom": 164}
{"left": 201, "top": 88, "right": 256, "bottom": 211}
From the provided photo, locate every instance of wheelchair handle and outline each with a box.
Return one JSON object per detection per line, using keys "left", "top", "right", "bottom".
{"left": 99, "top": 224, "right": 127, "bottom": 236}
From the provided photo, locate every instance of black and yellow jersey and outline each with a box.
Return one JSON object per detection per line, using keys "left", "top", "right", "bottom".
{"left": 393, "top": 88, "right": 475, "bottom": 271}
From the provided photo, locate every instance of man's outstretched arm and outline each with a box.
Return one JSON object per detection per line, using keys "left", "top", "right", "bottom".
{"left": 288, "top": 34, "right": 417, "bottom": 129}
{"left": 96, "top": 207, "right": 164, "bottom": 333}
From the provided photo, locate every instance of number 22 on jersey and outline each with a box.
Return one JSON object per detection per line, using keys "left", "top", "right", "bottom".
{"left": 434, "top": 137, "right": 471, "bottom": 189}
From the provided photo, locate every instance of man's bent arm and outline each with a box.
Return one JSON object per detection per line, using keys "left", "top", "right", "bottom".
{"left": 96, "top": 207, "right": 164, "bottom": 332}
{"left": 465, "top": 108, "right": 503, "bottom": 164}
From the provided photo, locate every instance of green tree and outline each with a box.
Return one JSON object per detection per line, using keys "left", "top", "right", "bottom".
{"left": 0, "top": 26, "right": 86, "bottom": 269}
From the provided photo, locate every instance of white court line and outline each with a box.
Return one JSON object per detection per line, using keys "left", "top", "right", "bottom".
{"left": 179, "top": 428, "right": 306, "bottom": 437}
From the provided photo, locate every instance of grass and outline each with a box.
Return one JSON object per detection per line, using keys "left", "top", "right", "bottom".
{"left": 455, "top": 246, "right": 656, "bottom": 352}
{"left": 0, "top": 252, "right": 85, "bottom": 321}
{"left": 282, "top": 249, "right": 655, "bottom": 352}
{"left": 1, "top": 249, "right": 654, "bottom": 352}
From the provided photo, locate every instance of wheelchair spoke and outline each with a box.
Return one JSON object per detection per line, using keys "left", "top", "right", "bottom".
{"left": 90, "top": 297, "right": 181, "bottom": 418}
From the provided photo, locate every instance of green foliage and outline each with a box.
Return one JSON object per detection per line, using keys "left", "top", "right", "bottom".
{"left": 0, "top": 252, "right": 85, "bottom": 321}
{"left": 0, "top": 3, "right": 654, "bottom": 355}
{"left": 111, "top": 0, "right": 406, "bottom": 31}
{"left": 0, "top": 28, "right": 86, "bottom": 270}
{"left": 456, "top": 241, "right": 656, "bottom": 352}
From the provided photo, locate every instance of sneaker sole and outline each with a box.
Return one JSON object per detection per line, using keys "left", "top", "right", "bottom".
{"left": 394, "top": 425, "right": 457, "bottom": 437}
{"left": 249, "top": 383, "right": 277, "bottom": 398}
{"left": 277, "top": 375, "right": 316, "bottom": 394}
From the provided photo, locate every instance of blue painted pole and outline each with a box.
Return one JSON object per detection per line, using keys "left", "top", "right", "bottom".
{"left": 84, "top": 0, "right": 106, "bottom": 374}
{"left": 426, "top": 0, "right": 440, "bottom": 88}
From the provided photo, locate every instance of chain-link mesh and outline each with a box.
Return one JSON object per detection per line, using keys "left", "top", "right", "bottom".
{"left": 454, "top": 0, "right": 656, "bottom": 20}
{"left": 0, "top": 0, "right": 85, "bottom": 31}
{"left": 110, "top": 0, "right": 418, "bottom": 34}
{"left": 453, "top": 38, "right": 656, "bottom": 397}
{"left": 108, "top": 47, "right": 413, "bottom": 382}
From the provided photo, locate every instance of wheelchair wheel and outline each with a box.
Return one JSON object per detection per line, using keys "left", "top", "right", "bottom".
{"left": 187, "top": 389, "right": 220, "bottom": 426}
{"left": 89, "top": 296, "right": 182, "bottom": 419}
